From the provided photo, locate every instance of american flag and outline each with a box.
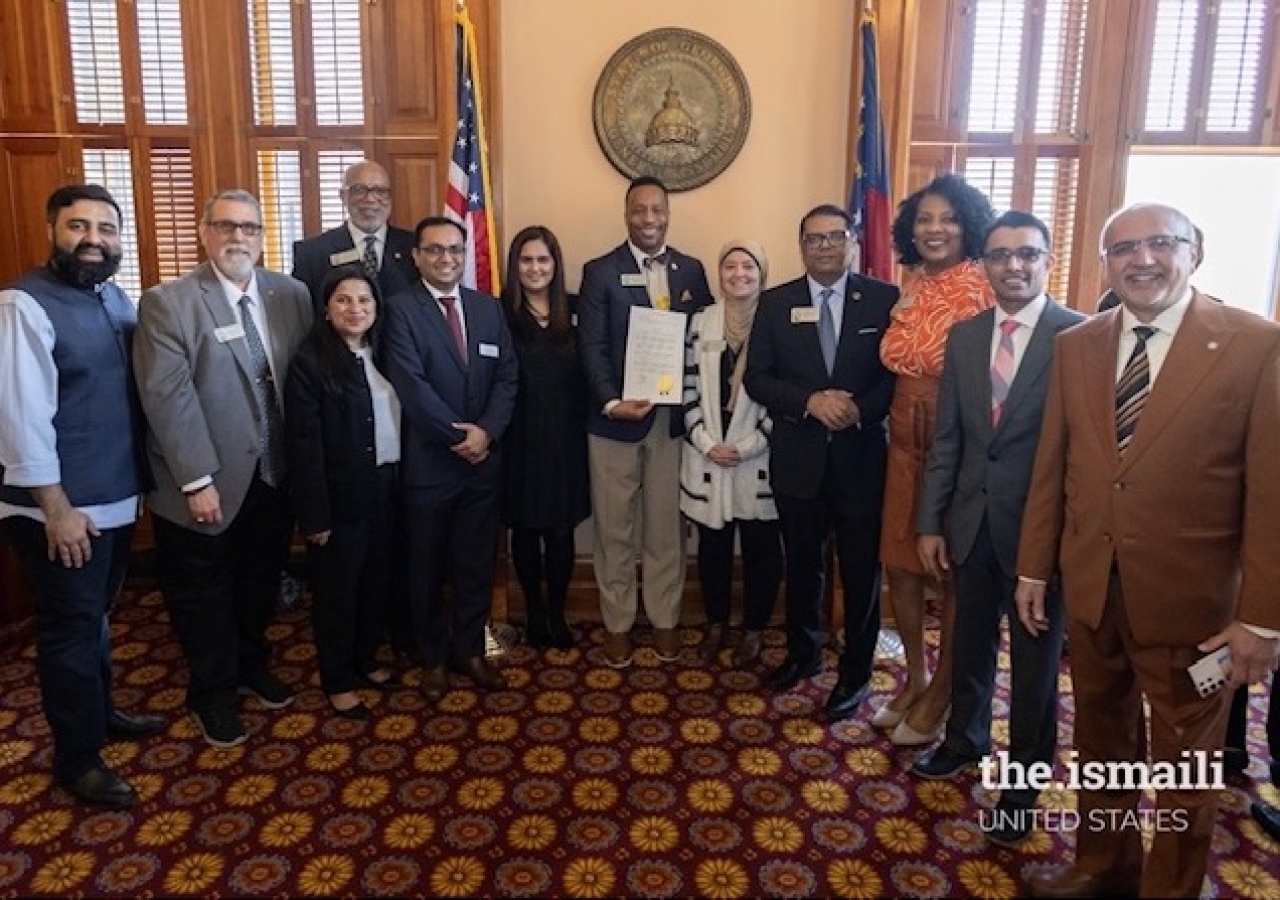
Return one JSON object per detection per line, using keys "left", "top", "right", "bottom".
{"left": 848, "top": 6, "right": 893, "bottom": 282}
{"left": 444, "top": 7, "right": 499, "bottom": 294}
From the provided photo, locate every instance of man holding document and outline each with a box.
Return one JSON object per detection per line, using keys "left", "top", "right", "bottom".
{"left": 578, "top": 176, "right": 713, "bottom": 668}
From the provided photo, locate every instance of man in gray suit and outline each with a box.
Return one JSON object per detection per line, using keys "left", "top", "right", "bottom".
{"left": 912, "top": 211, "right": 1084, "bottom": 846}
{"left": 135, "top": 189, "right": 313, "bottom": 749}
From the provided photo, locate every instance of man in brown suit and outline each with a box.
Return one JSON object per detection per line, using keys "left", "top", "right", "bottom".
{"left": 1015, "top": 202, "right": 1280, "bottom": 899}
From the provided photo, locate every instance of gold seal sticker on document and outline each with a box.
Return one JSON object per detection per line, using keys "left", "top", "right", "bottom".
{"left": 656, "top": 374, "right": 675, "bottom": 396}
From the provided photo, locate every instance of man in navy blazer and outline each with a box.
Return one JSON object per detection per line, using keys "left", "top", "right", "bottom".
{"left": 912, "top": 211, "right": 1084, "bottom": 846}
{"left": 578, "top": 176, "right": 713, "bottom": 667}
{"left": 291, "top": 160, "right": 417, "bottom": 313}
{"left": 745, "top": 204, "right": 897, "bottom": 720}
{"left": 381, "top": 216, "right": 517, "bottom": 702}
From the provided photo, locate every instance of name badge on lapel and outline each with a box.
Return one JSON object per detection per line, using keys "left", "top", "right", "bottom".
{"left": 620, "top": 273, "right": 646, "bottom": 287}
{"left": 215, "top": 324, "right": 246, "bottom": 342}
{"left": 478, "top": 342, "right": 500, "bottom": 359}
{"left": 791, "top": 307, "right": 820, "bottom": 325}
{"left": 330, "top": 247, "right": 362, "bottom": 266}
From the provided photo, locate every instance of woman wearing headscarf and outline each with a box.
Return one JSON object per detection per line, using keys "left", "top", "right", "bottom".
{"left": 680, "top": 239, "right": 782, "bottom": 667}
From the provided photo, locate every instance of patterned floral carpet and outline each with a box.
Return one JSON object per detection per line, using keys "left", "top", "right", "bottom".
{"left": 0, "top": 588, "right": 1276, "bottom": 898}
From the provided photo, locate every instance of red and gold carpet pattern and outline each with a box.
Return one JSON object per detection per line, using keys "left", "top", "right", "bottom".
{"left": 0, "top": 589, "right": 1276, "bottom": 898}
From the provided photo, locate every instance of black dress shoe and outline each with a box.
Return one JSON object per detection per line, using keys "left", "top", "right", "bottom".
{"left": 983, "top": 798, "right": 1034, "bottom": 848}
{"left": 1252, "top": 799, "right": 1280, "bottom": 842}
{"left": 547, "top": 618, "right": 574, "bottom": 650}
{"left": 913, "top": 746, "right": 979, "bottom": 780}
{"left": 823, "top": 681, "right": 871, "bottom": 722}
{"left": 59, "top": 765, "right": 138, "bottom": 809}
{"left": 331, "top": 700, "right": 373, "bottom": 720}
{"left": 762, "top": 658, "right": 823, "bottom": 693}
{"left": 357, "top": 671, "right": 404, "bottom": 691}
{"left": 452, "top": 656, "right": 509, "bottom": 691}
{"left": 106, "top": 710, "right": 166, "bottom": 739}
{"left": 420, "top": 666, "right": 448, "bottom": 702}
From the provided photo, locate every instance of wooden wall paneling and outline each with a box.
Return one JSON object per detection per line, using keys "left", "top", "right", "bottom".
{"left": 0, "top": 0, "right": 70, "bottom": 133}
{"left": 905, "top": 144, "right": 953, "bottom": 193}
{"left": 388, "top": 149, "right": 440, "bottom": 233}
{"left": 184, "top": 0, "right": 255, "bottom": 198}
{"left": 906, "top": 0, "right": 966, "bottom": 143}
{"left": 0, "top": 139, "right": 78, "bottom": 281}
{"left": 374, "top": 0, "right": 441, "bottom": 135}
{"left": 1067, "top": 0, "right": 1144, "bottom": 310}
{"left": 1264, "top": 3, "right": 1280, "bottom": 147}
{"left": 876, "top": 0, "right": 921, "bottom": 207}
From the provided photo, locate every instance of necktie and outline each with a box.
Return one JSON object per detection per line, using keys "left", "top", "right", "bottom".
{"left": 440, "top": 296, "right": 467, "bottom": 362}
{"left": 818, "top": 288, "right": 837, "bottom": 374}
{"left": 643, "top": 251, "right": 669, "bottom": 268}
{"left": 990, "top": 318, "right": 1020, "bottom": 425}
{"left": 237, "top": 295, "right": 286, "bottom": 487}
{"left": 1115, "top": 325, "right": 1155, "bottom": 454}
{"left": 362, "top": 234, "right": 379, "bottom": 276}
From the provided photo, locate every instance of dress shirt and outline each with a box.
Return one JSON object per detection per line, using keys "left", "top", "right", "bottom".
{"left": 989, "top": 294, "right": 1049, "bottom": 376}
{"left": 0, "top": 286, "right": 138, "bottom": 528}
{"left": 807, "top": 275, "right": 845, "bottom": 337}
{"left": 628, "top": 241, "right": 669, "bottom": 272}
{"left": 348, "top": 223, "right": 387, "bottom": 270}
{"left": 354, "top": 346, "right": 402, "bottom": 465}
{"left": 422, "top": 281, "right": 469, "bottom": 347}
{"left": 1114, "top": 287, "right": 1192, "bottom": 384}
{"left": 211, "top": 269, "right": 282, "bottom": 395}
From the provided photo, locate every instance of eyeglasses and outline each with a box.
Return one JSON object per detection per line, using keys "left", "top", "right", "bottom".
{"left": 983, "top": 247, "right": 1048, "bottom": 265}
{"left": 417, "top": 244, "right": 465, "bottom": 258}
{"left": 801, "top": 230, "right": 849, "bottom": 249}
{"left": 1103, "top": 234, "right": 1192, "bottom": 259}
{"left": 206, "top": 220, "right": 264, "bottom": 237}
{"left": 344, "top": 184, "right": 392, "bottom": 202}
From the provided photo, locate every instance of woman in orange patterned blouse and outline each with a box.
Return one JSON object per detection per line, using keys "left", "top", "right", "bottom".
{"left": 875, "top": 174, "right": 996, "bottom": 746}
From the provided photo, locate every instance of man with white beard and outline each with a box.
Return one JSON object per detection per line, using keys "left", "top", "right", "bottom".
{"left": 134, "top": 190, "right": 313, "bottom": 749}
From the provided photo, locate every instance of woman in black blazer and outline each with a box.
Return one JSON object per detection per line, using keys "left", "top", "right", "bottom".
{"left": 284, "top": 266, "right": 402, "bottom": 718}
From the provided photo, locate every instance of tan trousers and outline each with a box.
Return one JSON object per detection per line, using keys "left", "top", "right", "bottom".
{"left": 587, "top": 411, "right": 686, "bottom": 633}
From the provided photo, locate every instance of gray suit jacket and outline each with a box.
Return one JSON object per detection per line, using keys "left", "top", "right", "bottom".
{"left": 916, "top": 300, "right": 1084, "bottom": 575}
{"left": 134, "top": 262, "right": 313, "bottom": 530}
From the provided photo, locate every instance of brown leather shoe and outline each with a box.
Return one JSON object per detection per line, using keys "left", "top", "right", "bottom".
{"left": 419, "top": 666, "right": 448, "bottom": 702}
{"left": 1027, "top": 865, "right": 1139, "bottom": 899}
{"left": 732, "top": 630, "right": 763, "bottom": 667}
{"left": 653, "top": 627, "right": 682, "bottom": 662}
{"left": 603, "top": 631, "right": 632, "bottom": 668}
{"left": 453, "top": 656, "right": 508, "bottom": 691}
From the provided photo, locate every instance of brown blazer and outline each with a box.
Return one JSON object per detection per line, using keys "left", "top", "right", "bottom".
{"left": 1018, "top": 291, "right": 1280, "bottom": 645}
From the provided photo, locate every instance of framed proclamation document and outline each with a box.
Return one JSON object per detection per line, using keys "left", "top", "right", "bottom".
{"left": 623, "top": 306, "right": 687, "bottom": 404}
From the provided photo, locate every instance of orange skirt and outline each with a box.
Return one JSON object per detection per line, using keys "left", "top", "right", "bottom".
{"left": 879, "top": 373, "right": 940, "bottom": 574}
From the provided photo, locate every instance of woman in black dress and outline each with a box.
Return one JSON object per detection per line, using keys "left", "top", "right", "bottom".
{"left": 285, "top": 266, "right": 402, "bottom": 718}
{"left": 500, "top": 226, "right": 590, "bottom": 649}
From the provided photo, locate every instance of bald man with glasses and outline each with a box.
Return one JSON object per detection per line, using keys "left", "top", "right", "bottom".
{"left": 292, "top": 160, "right": 418, "bottom": 314}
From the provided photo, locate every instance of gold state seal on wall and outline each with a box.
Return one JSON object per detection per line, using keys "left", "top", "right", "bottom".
{"left": 592, "top": 27, "right": 751, "bottom": 192}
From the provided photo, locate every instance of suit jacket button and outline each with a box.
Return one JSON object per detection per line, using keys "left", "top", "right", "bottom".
{"left": 1113, "top": 481, "right": 1125, "bottom": 490}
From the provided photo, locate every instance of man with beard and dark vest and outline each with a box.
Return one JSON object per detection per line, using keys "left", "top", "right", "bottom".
{"left": 0, "top": 184, "right": 163, "bottom": 809}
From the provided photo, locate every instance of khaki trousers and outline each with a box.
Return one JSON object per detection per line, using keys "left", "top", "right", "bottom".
{"left": 587, "top": 411, "right": 686, "bottom": 633}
